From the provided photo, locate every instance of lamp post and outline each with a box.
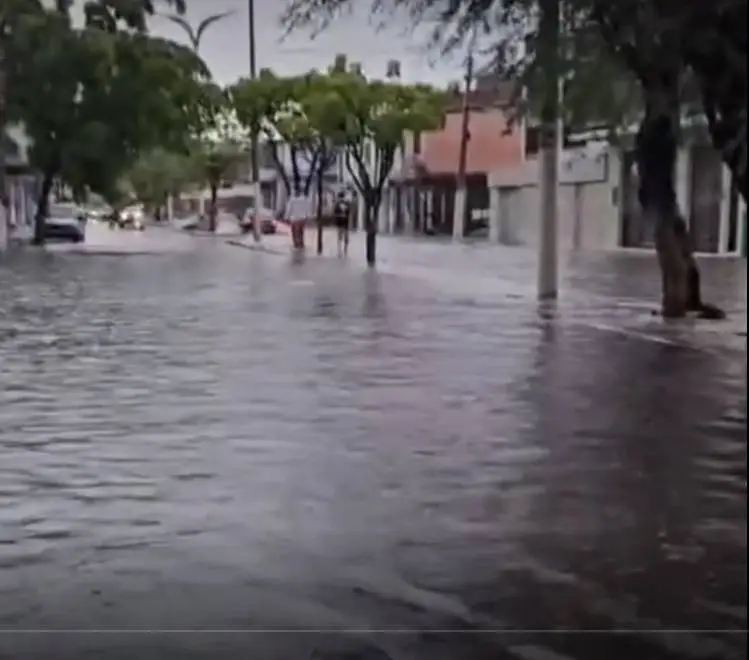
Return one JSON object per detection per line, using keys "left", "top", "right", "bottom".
{"left": 247, "top": 0, "right": 261, "bottom": 242}
{"left": 0, "top": 17, "right": 7, "bottom": 252}
{"left": 537, "top": 0, "right": 562, "bottom": 300}
{"left": 453, "top": 28, "right": 477, "bottom": 241}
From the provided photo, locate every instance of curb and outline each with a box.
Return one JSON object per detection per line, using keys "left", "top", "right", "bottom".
{"left": 225, "top": 239, "right": 287, "bottom": 255}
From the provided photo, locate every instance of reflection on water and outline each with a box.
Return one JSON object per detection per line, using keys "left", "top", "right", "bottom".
{"left": 0, "top": 238, "right": 745, "bottom": 660}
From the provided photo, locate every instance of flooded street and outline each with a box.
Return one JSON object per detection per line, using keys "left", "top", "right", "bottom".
{"left": 0, "top": 227, "right": 746, "bottom": 660}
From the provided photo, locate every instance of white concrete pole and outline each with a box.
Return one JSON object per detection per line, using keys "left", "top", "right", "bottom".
{"left": 572, "top": 182, "right": 583, "bottom": 249}
{"left": 489, "top": 186, "right": 501, "bottom": 243}
{"left": 0, "top": 203, "right": 6, "bottom": 252}
{"left": 452, "top": 187, "right": 466, "bottom": 239}
{"left": 453, "top": 29, "right": 476, "bottom": 241}
{"left": 356, "top": 193, "right": 366, "bottom": 231}
{"left": 166, "top": 194, "right": 174, "bottom": 223}
{"left": 537, "top": 0, "right": 561, "bottom": 300}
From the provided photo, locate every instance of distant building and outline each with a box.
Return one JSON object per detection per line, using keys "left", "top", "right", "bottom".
{"left": 2, "top": 124, "right": 39, "bottom": 244}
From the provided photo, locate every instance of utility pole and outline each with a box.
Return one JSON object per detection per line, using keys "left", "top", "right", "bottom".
{"left": 248, "top": 0, "right": 261, "bottom": 242}
{"left": 0, "top": 17, "right": 7, "bottom": 253}
{"left": 537, "top": 0, "right": 562, "bottom": 300}
{"left": 452, "top": 31, "right": 477, "bottom": 240}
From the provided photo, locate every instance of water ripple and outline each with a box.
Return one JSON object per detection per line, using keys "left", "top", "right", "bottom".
{"left": 0, "top": 235, "right": 745, "bottom": 660}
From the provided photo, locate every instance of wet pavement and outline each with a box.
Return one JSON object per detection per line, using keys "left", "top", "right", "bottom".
{"left": 0, "top": 226, "right": 746, "bottom": 660}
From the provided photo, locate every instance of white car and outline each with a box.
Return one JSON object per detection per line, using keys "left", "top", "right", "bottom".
{"left": 43, "top": 203, "right": 86, "bottom": 243}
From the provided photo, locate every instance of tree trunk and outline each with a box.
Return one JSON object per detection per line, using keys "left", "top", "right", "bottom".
{"left": 315, "top": 173, "right": 324, "bottom": 255}
{"left": 365, "top": 203, "right": 377, "bottom": 266}
{"left": 682, "top": 5, "right": 746, "bottom": 202}
{"left": 32, "top": 168, "right": 56, "bottom": 246}
{"left": 208, "top": 184, "right": 218, "bottom": 232}
{"left": 636, "top": 86, "right": 724, "bottom": 319}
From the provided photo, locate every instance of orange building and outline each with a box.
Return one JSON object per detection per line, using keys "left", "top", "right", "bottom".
{"left": 391, "top": 77, "right": 526, "bottom": 235}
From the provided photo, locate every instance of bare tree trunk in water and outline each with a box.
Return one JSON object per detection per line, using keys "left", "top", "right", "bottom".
{"left": 636, "top": 85, "right": 725, "bottom": 319}
{"left": 33, "top": 169, "right": 56, "bottom": 246}
{"left": 365, "top": 201, "right": 377, "bottom": 266}
{"left": 208, "top": 184, "right": 218, "bottom": 232}
{"left": 315, "top": 173, "right": 324, "bottom": 255}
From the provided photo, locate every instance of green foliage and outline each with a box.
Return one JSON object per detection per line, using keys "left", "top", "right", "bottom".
{"left": 230, "top": 69, "right": 306, "bottom": 193}
{"left": 83, "top": 0, "right": 186, "bottom": 33}
{"left": 123, "top": 148, "right": 193, "bottom": 207}
{"left": 4, "top": 0, "right": 213, "bottom": 204}
{"left": 232, "top": 55, "right": 444, "bottom": 206}
{"left": 316, "top": 59, "right": 445, "bottom": 202}
{"left": 187, "top": 139, "right": 247, "bottom": 191}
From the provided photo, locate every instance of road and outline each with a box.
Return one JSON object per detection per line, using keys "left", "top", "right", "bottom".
{"left": 0, "top": 226, "right": 746, "bottom": 660}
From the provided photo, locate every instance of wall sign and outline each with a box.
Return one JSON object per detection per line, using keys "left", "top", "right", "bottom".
{"left": 559, "top": 148, "right": 609, "bottom": 184}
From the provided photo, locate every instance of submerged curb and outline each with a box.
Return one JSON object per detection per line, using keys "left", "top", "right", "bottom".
{"left": 225, "top": 239, "right": 287, "bottom": 255}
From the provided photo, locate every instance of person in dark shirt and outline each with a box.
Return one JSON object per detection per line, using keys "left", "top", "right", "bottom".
{"left": 333, "top": 191, "right": 351, "bottom": 257}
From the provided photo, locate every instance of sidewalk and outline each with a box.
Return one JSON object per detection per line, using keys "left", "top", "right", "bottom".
{"left": 224, "top": 229, "right": 746, "bottom": 345}
{"left": 226, "top": 226, "right": 342, "bottom": 257}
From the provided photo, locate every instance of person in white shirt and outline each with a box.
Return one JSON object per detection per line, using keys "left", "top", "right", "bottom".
{"left": 285, "top": 192, "right": 311, "bottom": 249}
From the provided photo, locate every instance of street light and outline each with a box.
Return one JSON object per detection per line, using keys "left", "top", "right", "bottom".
{"left": 162, "top": 11, "right": 235, "bottom": 53}
{"left": 537, "top": 0, "right": 562, "bottom": 301}
{"left": 247, "top": 0, "right": 261, "bottom": 242}
{"left": 0, "top": 16, "right": 8, "bottom": 252}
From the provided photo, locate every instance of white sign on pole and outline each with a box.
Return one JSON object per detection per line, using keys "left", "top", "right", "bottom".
{"left": 559, "top": 146, "right": 609, "bottom": 184}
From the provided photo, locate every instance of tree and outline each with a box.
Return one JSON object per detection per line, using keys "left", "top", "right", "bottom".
{"left": 83, "top": 0, "right": 186, "bottom": 32}
{"left": 231, "top": 69, "right": 322, "bottom": 200}
{"left": 282, "top": 0, "right": 740, "bottom": 314}
{"left": 674, "top": 1, "right": 746, "bottom": 202}
{"left": 233, "top": 66, "right": 355, "bottom": 253}
{"left": 587, "top": 0, "right": 731, "bottom": 318}
{"left": 311, "top": 58, "right": 445, "bottom": 265}
{"left": 123, "top": 148, "right": 193, "bottom": 219}
{"left": 300, "top": 71, "right": 343, "bottom": 255}
{"left": 189, "top": 105, "right": 251, "bottom": 232}
{"left": 5, "top": 0, "right": 211, "bottom": 242}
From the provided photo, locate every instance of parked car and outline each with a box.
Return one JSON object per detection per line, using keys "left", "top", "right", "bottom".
{"left": 44, "top": 203, "right": 86, "bottom": 243}
{"left": 240, "top": 205, "right": 277, "bottom": 235}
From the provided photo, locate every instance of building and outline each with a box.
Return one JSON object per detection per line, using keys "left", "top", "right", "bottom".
{"left": 2, "top": 124, "right": 39, "bottom": 247}
{"left": 385, "top": 72, "right": 744, "bottom": 255}
{"left": 388, "top": 76, "right": 522, "bottom": 235}
{"left": 487, "top": 135, "right": 746, "bottom": 256}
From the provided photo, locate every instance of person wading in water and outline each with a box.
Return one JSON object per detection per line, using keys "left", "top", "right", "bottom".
{"left": 285, "top": 192, "right": 311, "bottom": 250}
{"left": 333, "top": 191, "right": 351, "bottom": 257}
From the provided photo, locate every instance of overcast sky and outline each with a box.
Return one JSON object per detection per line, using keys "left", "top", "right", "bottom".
{"left": 142, "top": 1, "right": 470, "bottom": 86}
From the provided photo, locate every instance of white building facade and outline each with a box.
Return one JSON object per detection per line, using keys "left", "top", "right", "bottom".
{"left": 486, "top": 144, "right": 746, "bottom": 256}
{"left": 2, "top": 124, "right": 40, "bottom": 249}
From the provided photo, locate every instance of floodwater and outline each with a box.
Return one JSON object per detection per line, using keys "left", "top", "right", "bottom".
{"left": 0, "top": 227, "right": 746, "bottom": 660}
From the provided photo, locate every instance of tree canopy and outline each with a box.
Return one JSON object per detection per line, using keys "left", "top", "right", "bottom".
{"left": 282, "top": 0, "right": 745, "bottom": 197}
{"left": 3, "top": 0, "right": 214, "bottom": 224}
